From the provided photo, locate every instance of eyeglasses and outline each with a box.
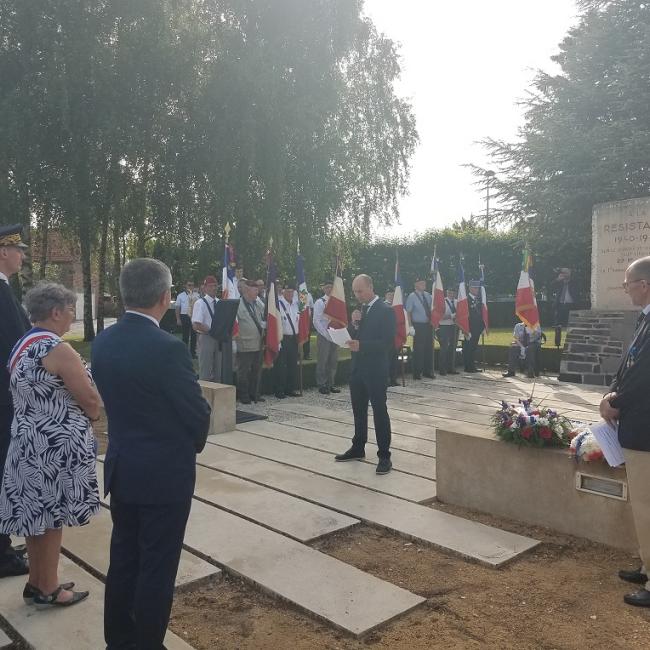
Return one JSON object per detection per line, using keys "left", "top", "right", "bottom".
{"left": 623, "top": 279, "right": 646, "bottom": 289}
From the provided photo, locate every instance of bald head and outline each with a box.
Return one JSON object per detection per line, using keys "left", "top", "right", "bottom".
{"left": 628, "top": 257, "right": 650, "bottom": 281}
{"left": 625, "top": 256, "right": 650, "bottom": 308}
{"left": 352, "top": 274, "right": 375, "bottom": 304}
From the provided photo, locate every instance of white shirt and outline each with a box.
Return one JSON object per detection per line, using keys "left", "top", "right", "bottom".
{"left": 176, "top": 290, "right": 199, "bottom": 316}
{"left": 643, "top": 305, "right": 650, "bottom": 316}
{"left": 439, "top": 298, "right": 457, "bottom": 326}
{"left": 0, "top": 271, "right": 8, "bottom": 284}
{"left": 363, "top": 295, "right": 380, "bottom": 313}
{"left": 292, "top": 290, "right": 314, "bottom": 310}
{"left": 125, "top": 310, "right": 160, "bottom": 327}
{"left": 192, "top": 295, "right": 219, "bottom": 331}
{"left": 313, "top": 295, "right": 331, "bottom": 340}
{"left": 278, "top": 296, "right": 299, "bottom": 336}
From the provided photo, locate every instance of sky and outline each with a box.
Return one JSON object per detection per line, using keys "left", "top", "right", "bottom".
{"left": 362, "top": 0, "right": 580, "bottom": 237}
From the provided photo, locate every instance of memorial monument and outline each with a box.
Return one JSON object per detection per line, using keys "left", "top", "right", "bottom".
{"left": 559, "top": 197, "right": 650, "bottom": 385}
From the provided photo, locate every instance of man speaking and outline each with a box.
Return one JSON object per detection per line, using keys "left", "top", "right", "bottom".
{"left": 334, "top": 274, "right": 396, "bottom": 474}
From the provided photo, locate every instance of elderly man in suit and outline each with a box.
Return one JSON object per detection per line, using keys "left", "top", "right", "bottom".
{"left": 601, "top": 256, "right": 650, "bottom": 608}
{"left": 0, "top": 224, "right": 30, "bottom": 578}
{"left": 334, "top": 274, "right": 396, "bottom": 475}
{"left": 92, "top": 258, "right": 211, "bottom": 650}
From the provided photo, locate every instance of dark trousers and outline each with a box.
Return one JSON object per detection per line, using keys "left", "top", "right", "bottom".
{"left": 438, "top": 325, "right": 458, "bottom": 374}
{"left": 350, "top": 370, "right": 391, "bottom": 459}
{"left": 274, "top": 335, "right": 299, "bottom": 396}
{"left": 303, "top": 335, "right": 311, "bottom": 359}
{"left": 0, "top": 407, "right": 12, "bottom": 555}
{"left": 388, "top": 348, "right": 399, "bottom": 384}
{"left": 237, "top": 350, "right": 262, "bottom": 400}
{"left": 555, "top": 304, "right": 572, "bottom": 328}
{"left": 105, "top": 496, "right": 192, "bottom": 650}
{"left": 412, "top": 322, "right": 434, "bottom": 377}
{"left": 507, "top": 343, "right": 541, "bottom": 376}
{"left": 180, "top": 314, "right": 196, "bottom": 357}
{"left": 462, "top": 331, "right": 481, "bottom": 371}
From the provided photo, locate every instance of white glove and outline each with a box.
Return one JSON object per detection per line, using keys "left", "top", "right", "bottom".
{"left": 408, "top": 326, "right": 415, "bottom": 336}
{"left": 261, "top": 320, "right": 267, "bottom": 329}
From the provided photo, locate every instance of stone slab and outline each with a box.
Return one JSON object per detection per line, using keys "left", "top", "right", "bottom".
{"left": 193, "top": 464, "right": 360, "bottom": 541}
{"left": 237, "top": 420, "right": 435, "bottom": 480}
{"left": 0, "top": 554, "right": 194, "bottom": 650}
{"left": 199, "top": 380, "right": 236, "bottom": 434}
{"left": 286, "top": 416, "right": 437, "bottom": 457}
{"left": 63, "top": 504, "right": 221, "bottom": 591}
{"left": 272, "top": 402, "right": 438, "bottom": 440}
{"left": 0, "top": 630, "right": 10, "bottom": 649}
{"left": 215, "top": 431, "right": 436, "bottom": 503}
{"left": 199, "top": 444, "right": 539, "bottom": 566}
{"left": 182, "top": 499, "right": 425, "bottom": 636}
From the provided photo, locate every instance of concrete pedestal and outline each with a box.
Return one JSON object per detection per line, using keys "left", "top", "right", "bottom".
{"left": 199, "top": 380, "right": 236, "bottom": 434}
{"left": 436, "top": 426, "right": 637, "bottom": 551}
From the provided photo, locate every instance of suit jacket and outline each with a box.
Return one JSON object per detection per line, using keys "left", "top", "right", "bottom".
{"left": 92, "top": 312, "right": 211, "bottom": 504}
{"left": 609, "top": 311, "right": 650, "bottom": 451}
{"left": 349, "top": 299, "right": 396, "bottom": 378}
{"left": 0, "top": 281, "right": 30, "bottom": 414}
{"left": 468, "top": 294, "right": 485, "bottom": 336}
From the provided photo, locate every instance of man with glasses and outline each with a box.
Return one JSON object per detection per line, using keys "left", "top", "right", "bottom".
{"left": 601, "top": 257, "right": 650, "bottom": 608}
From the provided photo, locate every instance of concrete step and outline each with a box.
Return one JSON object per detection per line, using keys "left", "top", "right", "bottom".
{"left": 0, "top": 554, "right": 194, "bottom": 650}
{"left": 193, "top": 464, "right": 360, "bottom": 542}
{"left": 237, "top": 420, "right": 435, "bottom": 480}
{"left": 63, "top": 504, "right": 221, "bottom": 591}
{"left": 286, "top": 416, "right": 437, "bottom": 458}
{"left": 198, "top": 444, "right": 539, "bottom": 567}
{"left": 213, "top": 431, "right": 436, "bottom": 503}
{"left": 181, "top": 499, "right": 425, "bottom": 637}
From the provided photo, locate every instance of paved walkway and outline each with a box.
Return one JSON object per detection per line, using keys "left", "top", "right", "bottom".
{"left": 0, "top": 371, "right": 605, "bottom": 645}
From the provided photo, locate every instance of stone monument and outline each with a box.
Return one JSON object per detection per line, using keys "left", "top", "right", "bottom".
{"left": 559, "top": 197, "right": 650, "bottom": 385}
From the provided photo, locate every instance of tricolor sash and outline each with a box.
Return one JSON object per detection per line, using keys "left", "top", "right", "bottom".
{"left": 8, "top": 328, "right": 59, "bottom": 374}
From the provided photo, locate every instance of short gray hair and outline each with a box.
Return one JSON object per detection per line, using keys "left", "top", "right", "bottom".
{"left": 24, "top": 282, "right": 76, "bottom": 322}
{"left": 120, "top": 258, "right": 172, "bottom": 309}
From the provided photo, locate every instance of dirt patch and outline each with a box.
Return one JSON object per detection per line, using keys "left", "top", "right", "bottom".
{"left": 170, "top": 521, "right": 650, "bottom": 649}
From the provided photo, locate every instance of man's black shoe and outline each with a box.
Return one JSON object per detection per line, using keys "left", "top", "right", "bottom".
{"left": 624, "top": 588, "right": 650, "bottom": 607}
{"left": 319, "top": 387, "right": 330, "bottom": 395}
{"left": 449, "top": 370, "right": 459, "bottom": 375}
{"left": 0, "top": 553, "right": 29, "bottom": 578}
{"left": 423, "top": 373, "right": 435, "bottom": 379}
{"left": 287, "top": 391, "right": 301, "bottom": 398}
{"left": 389, "top": 381, "right": 399, "bottom": 387}
{"left": 329, "top": 386, "right": 341, "bottom": 393}
{"left": 334, "top": 448, "right": 365, "bottom": 462}
{"left": 439, "top": 371, "right": 447, "bottom": 376}
{"left": 413, "top": 375, "right": 421, "bottom": 380}
{"left": 619, "top": 567, "right": 648, "bottom": 585}
{"left": 275, "top": 393, "right": 286, "bottom": 399}
{"left": 240, "top": 397, "right": 252, "bottom": 405}
{"left": 502, "top": 371, "right": 515, "bottom": 378}
{"left": 376, "top": 458, "right": 392, "bottom": 475}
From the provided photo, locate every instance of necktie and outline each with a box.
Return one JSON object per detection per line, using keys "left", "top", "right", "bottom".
{"left": 522, "top": 327, "right": 530, "bottom": 347}
{"left": 361, "top": 304, "right": 369, "bottom": 319}
{"left": 636, "top": 312, "right": 647, "bottom": 329}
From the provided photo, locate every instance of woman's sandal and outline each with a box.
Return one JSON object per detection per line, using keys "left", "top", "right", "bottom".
{"left": 33, "top": 586, "right": 89, "bottom": 609}
{"left": 23, "top": 582, "right": 75, "bottom": 604}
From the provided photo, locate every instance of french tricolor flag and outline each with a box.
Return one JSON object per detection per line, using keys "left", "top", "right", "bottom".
{"left": 455, "top": 261, "right": 470, "bottom": 335}
{"left": 393, "top": 258, "right": 407, "bottom": 350}
{"left": 480, "top": 263, "right": 489, "bottom": 333}
{"left": 263, "top": 254, "right": 282, "bottom": 368}
{"left": 430, "top": 254, "right": 445, "bottom": 328}
{"left": 324, "top": 258, "right": 348, "bottom": 329}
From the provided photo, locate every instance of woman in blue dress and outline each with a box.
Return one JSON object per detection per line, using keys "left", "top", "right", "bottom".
{"left": 0, "top": 282, "right": 101, "bottom": 608}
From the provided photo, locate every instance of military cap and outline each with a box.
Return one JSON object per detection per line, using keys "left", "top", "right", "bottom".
{"left": 0, "top": 224, "right": 28, "bottom": 248}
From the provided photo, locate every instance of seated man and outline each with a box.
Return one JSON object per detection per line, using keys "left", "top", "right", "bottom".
{"left": 503, "top": 321, "right": 544, "bottom": 378}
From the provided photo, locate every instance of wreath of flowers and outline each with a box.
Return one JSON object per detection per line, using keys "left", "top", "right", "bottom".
{"left": 492, "top": 399, "right": 573, "bottom": 448}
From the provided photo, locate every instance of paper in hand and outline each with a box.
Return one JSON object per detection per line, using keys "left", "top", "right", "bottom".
{"left": 328, "top": 327, "right": 352, "bottom": 348}
{"left": 589, "top": 420, "right": 625, "bottom": 468}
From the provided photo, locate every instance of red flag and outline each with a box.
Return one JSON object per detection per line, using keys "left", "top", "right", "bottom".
{"left": 515, "top": 250, "right": 540, "bottom": 330}
{"left": 263, "top": 255, "right": 282, "bottom": 368}
{"left": 393, "top": 259, "right": 407, "bottom": 350}
{"left": 324, "top": 259, "right": 348, "bottom": 328}
{"left": 455, "top": 263, "right": 470, "bottom": 335}
{"left": 430, "top": 258, "right": 445, "bottom": 328}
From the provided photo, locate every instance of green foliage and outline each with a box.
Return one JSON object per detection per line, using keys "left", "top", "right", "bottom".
{"left": 474, "top": 0, "right": 650, "bottom": 292}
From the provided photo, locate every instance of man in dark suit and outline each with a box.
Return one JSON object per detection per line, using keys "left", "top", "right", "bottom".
{"left": 462, "top": 281, "right": 485, "bottom": 373}
{"left": 334, "top": 274, "right": 396, "bottom": 474}
{"left": 0, "top": 224, "right": 30, "bottom": 578}
{"left": 600, "top": 256, "right": 650, "bottom": 608}
{"left": 92, "top": 258, "right": 211, "bottom": 650}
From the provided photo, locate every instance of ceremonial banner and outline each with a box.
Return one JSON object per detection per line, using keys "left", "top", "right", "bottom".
{"left": 222, "top": 236, "right": 240, "bottom": 336}
{"left": 296, "top": 252, "right": 311, "bottom": 345}
{"left": 515, "top": 250, "right": 540, "bottom": 330}
{"left": 393, "top": 258, "right": 407, "bottom": 350}
{"left": 324, "top": 259, "right": 348, "bottom": 328}
{"left": 479, "top": 264, "right": 489, "bottom": 333}
{"left": 455, "top": 262, "right": 470, "bottom": 335}
{"left": 430, "top": 255, "right": 445, "bottom": 328}
{"left": 264, "top": 255, "right": 282, "bottom": 367}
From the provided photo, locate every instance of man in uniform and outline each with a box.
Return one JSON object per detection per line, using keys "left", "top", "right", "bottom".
{"left": 502, "top": 319, "right": 544, "bottom": 378}
{"left": 0, "top": 224, "right": 30, "bottom": 577}
{"left": 175, "top": 280, "right": 199, "bottom": 358}
{"left": 405, "top": 278, "right": 434, "bottom": 379}
{"left": 192, "top": 276, "right": 221, "bottom": 381}
{"left": 313, "top": 281, "right": 341, "bottom": 395}
{"left": 275, "top": 284, "right": 301, "bottom": 398}
{"left": 236, "top": 279, "right": 266, "bottom": 404}
{"left": 462, "top": 281, "right": 485, "bottom": 373}
{"left": 438, "top": 288, "right": 459, "bottom": 375}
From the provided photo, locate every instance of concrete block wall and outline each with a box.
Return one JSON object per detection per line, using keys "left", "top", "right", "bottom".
{"left": 559, "top": 310, "right": 635, "bottom": 386}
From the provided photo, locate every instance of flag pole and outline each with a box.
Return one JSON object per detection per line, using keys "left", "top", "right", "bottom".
{"left": 297, "top": 238, "right": 304, "bottom": 397}
{"left": 479, "top": 255, "right": 486, "bottom": 372}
